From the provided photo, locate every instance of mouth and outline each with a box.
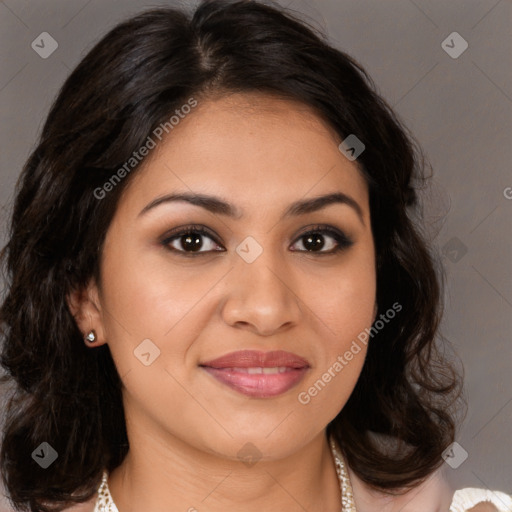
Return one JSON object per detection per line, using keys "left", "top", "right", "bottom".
{"left": 199, "top": 350, "right": 310, "bottom": 398}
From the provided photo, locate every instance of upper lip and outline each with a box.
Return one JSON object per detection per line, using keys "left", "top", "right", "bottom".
{"left": 200, "top": 350, "right": 310, "bottom": 369}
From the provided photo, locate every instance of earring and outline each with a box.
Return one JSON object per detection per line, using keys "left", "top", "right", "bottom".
{"left": 85, "top": 330, "right": 97, "bottom": 343}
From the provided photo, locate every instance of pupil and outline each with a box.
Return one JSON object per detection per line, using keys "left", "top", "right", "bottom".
{"left": 182, "top": 234, "right": 202, "bottom": 252}
{"left": 305, "top": 233, "right": 324, "bottom": 251}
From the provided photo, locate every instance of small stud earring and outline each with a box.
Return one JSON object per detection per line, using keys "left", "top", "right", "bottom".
{"left": 85, "top": 330, "right": 97, "bottom": 343}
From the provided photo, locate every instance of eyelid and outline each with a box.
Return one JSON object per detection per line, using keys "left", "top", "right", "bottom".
{"left": 160, "top": 224, "right": 221, "bottom": 245}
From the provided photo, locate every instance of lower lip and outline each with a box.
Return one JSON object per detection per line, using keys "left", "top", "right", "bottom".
{"left": 201, "top": 367, "right": 309, "bottom": 398}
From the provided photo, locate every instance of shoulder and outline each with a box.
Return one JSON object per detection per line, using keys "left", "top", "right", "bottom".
{"left": 449, "top": 487, "right": 512, "bottom": 512}
{"left": 346, "top": 464, "right": 512, "bottom": 512}
{"left": 348, "top": 464, "right": 453, "bottom": 511}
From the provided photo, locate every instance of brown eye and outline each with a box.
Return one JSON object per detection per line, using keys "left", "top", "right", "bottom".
{"left": 161, "top": 226, "right": 224, "bottom": 255}
{"left": 290, "top": 226, "right": 354, "bottom": 254}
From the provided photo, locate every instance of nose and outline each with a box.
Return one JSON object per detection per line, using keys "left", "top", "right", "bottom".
{"left": 219, "top": 244, "right": 303, "bottom": 336}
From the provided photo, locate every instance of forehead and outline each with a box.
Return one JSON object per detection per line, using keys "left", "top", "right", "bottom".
{"left": 120, "top": 92, "right": 369, "bottom": 217}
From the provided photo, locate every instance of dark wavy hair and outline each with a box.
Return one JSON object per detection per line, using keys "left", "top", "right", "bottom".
{"left": 0, "top": 1, "right": 463, "bottom": 511}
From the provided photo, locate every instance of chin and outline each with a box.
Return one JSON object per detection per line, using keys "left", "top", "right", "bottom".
{"left": 193, "top": 426, "right": 318, "bottom": 463}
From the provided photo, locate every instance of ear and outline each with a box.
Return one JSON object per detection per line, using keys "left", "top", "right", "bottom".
{"left": 66, "top": 278, "right": 108, "bottom": 347}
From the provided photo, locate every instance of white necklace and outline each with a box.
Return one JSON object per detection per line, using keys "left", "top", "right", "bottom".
{"left": 95, "top": 436, "right": 357, "bottom": 511}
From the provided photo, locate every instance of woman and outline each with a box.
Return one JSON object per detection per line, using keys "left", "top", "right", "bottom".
{"left": 0, "top": 1, "right": 510, "bottom": 511}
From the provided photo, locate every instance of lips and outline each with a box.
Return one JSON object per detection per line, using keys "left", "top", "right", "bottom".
{"left": 201, "top": 350, "right": 310, "bottom": 369}
{"left": 200, "top": 350, "right": 310, "bottom": 398}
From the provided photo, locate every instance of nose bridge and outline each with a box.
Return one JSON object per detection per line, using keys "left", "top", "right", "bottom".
{"left": 220, "top": 234, "right": 302, "bottom": 333}
{"left": 235, "top": 233, "right": 290, "bottom": 297}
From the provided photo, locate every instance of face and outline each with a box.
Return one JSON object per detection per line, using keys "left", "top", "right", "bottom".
{"left": 71, "top": 92, "right": 377, "bottom": 462}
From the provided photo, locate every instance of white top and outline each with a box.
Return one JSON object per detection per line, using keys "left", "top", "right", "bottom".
{"left": 450, "top": 488, "right": 512, "bottom": 511}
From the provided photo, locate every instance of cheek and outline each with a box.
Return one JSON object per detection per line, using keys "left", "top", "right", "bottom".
{"left": 298, "top": 285, "right": 374, "bottom": 422}
{"left": 100, "top": 233, "right": 193, "bottom": 331}
{"left": 98, "top": 239, "right": 216, "bottom": 374}
{"left": 321, "top": 276, "right": 376, "bottom": 341}
{"left": 315, "top": 247, "right": 377, "bottom": 343}
{"left": 313, "top": 277, "right": 374, "bottom": 373}
{"left": 299, "top": 250, "right": 376, "bottom": 411}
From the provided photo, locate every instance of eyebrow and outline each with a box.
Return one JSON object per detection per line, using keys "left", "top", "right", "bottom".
{"left": 138, "top": 191, "right": 365, "bottom": 225}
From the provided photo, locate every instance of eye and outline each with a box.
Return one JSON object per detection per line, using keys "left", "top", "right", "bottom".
{"left": 290, "top": 225, "right": 354, "bottom": 255}
{"left": 161, "top": 225, "right": 223, "bottom": 256}
{"left": 161, "top": 224, "right": 354, "bottom": 257}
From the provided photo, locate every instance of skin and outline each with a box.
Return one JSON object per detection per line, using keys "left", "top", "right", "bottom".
{"left": 65, "top": 93, "right": 500, "bottom": 512}
{"left": 68, "top": 91, "right": 377, "bottom": 512}
{"left": 468, "top": 506, "right": 499, "bottom": 512}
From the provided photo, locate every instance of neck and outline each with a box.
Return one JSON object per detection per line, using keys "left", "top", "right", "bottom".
{"left": 107, "top": 422, "right": 341, "bottom": 512}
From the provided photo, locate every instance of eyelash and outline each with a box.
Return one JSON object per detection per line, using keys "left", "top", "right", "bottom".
{"left": 160, "top": 224, "right": 354, "bottom": 257}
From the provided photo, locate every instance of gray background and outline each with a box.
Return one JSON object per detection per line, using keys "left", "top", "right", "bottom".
{"left": 0, "top": 0, "right": 511, "bottom": 509}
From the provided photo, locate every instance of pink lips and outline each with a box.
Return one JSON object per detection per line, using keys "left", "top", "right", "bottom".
{"left": 200, "top": 350, "right": 310, "bottom": 398}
